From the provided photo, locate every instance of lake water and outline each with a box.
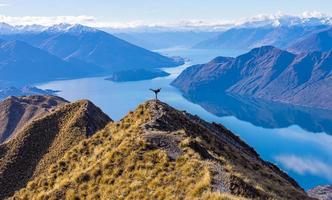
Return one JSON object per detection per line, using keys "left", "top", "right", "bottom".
{"left": 38, "top": 48, "right": 332, "bottom": 190}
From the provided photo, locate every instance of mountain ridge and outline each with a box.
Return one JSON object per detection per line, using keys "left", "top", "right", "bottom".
{"left": 0, "top": 98, "right": 111, "bottom": 199}
{"left": 0, "top": 39, "right": 105, "bottom": 86}
{"left": 0, "top": 95, "right": 67, "bottom": 144}
{"left": 0, "top": 24, "right": 183, "bottom": 73}
{"left": 289, "top": 27, "right": 332, "bottom": 53}
{"left": 172, "top": 46, "right": 332, "bottom": 110}
{"left": 10, "top": 99, "right": 313, "bottom": 199}
{"left": 194, "top": 25, "right": 331, "bottom": 52}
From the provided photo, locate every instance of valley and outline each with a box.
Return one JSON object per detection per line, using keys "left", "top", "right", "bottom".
{"left": 0, "top": 10, "right": 332, "bottom": 199}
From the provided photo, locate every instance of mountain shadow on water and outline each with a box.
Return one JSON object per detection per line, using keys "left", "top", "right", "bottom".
{"left": 185, "top": 92, "right": 332, "bottom": 135}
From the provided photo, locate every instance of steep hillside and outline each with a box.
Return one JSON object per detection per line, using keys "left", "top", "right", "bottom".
{"left": 0, "top": 40, "right": 104, "bottom": 86}
{"left": 289, "top": 28, "right": 332, "bottom": 53}
{"left": 12, "top": 100, "right": 312, "bottom": 200}
{"left": 0, "top": 95, "right": 67, "bottom": 143}
{"left": 0, "top": 99, "right": 111, "bottom": 199}
{"left": 172, "top": 46, "right": 332, "bottom": 110}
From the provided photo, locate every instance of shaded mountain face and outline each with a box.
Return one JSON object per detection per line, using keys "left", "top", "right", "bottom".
{"left": 0, "top": 98, "right": 111, "bottom": 199}
{"left": 184, "top": 92, "right": 332, "bottom": 135}
{"left": 0, "top": 24, "right": 183, "bottom": 74}
{"left": 194, "top": 25, "right": 330, "bottom": 52}
{"left": 308, "top": 185, "right": 332, "bottom": 200}
{"left": 0, "top": 40, "right": 105, "bottom": 86}
{"left": 172, "top": 46, "right": 332, "bottom": 110}
{"left": 0, "top": 95, "right": 68, "bottom": 144}
{"left": 12, "top": 100, "right": 312, "bottom": 199}
{"left": 289, "top": 28, "right": 332, "bottom": 53}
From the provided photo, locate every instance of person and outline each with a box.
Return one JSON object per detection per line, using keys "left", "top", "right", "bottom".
{"left": 149, "top": 88, "right": 161, "bottom": 100}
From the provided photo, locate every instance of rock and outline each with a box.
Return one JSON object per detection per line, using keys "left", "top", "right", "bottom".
{"left": 308, "top": 185, "right": 332, "bottom": 200}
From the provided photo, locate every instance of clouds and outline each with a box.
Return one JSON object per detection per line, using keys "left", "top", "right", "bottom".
{"left": 0, "top": 11, "right": 330, "bottom": 31}
{"left": 275, "top": 155, "right": 332, "bottom": 181}
{"left": 0, "top": 15, "right": 97, "bottom": 26}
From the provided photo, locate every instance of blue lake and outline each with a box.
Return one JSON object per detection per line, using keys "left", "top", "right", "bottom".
{"left": 38, "top": 48, "right": 332, "bottom": 190}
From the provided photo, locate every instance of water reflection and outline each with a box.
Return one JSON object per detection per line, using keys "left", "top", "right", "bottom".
{"left": 186, "top": 92, "right": 332, "bottom": 135}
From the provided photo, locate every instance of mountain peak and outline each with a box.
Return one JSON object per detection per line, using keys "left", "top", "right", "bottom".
{"left": 46, "top": 23, "right": 98, "bottom": 34}
{"left": 0, "top": 94, "right": 68, "bottom": 143}
{"left": 67, "top": 24, "right": 98, "bottom": 33}
{"left": 0, "top": 97, "right": 111, "bottom": 199}
{"left": 209, "top": 56, "right": 234, "bottom": 64}
{"left": 247, "top": 45, "right": 283, "bottom": 56}
{"left": 12, "top": 99, "right": 311, "bottom": 199}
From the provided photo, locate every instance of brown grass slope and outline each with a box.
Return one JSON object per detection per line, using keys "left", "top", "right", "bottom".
{"left": 0, "top": 99, "right": 112, "bottom": 199}
{"left": 0, "top": 95, "right": 68, "bottom": 144}
{"left": 12, "top": 100, "right": 313, "bottom": 200}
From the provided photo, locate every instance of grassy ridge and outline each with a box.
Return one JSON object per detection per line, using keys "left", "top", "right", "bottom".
{"left": 11, "top": 100, "right": 312, "bottom": 200}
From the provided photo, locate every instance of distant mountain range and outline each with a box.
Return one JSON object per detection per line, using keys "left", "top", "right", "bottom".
{"left": 308, "top": 185, "right": 332, "bottom": 200}
{"left": 0, "top": 22, "right": 46, "bottom": 34}
{"left": 108, "top": 15, "right": 332, "bottom": 51}
{"left": 289, "top": 28, "right": 332, "bottom": 53}
{"left": 0, "top": 85, "right": 57, "bottom": 100}
{"left": 113, "top": 32, "right": 218, "bottom": 50}
{"left": 0, "top": 23, "right": 183, "bottom": 86}
{"left": 172, "top": 46, "right": 332, "bottom": 110}
{"left": 0, "top": 39, "right": 104, "bottom": 85}
{"left": 194, "top": 25, "right": 332, "bottom": 52}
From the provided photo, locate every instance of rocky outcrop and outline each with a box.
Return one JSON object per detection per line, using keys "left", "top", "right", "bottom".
{"left": 172, "top": 46, "right": 332, "bottom": 110}
{"left": 12, "top": 100, "right": 313, "bottom": 200}
{"left": 0, "top": 95, "right": 67, "bottom": 144}
{"left": 308, "top": 185, "right": 332, "bottom": 200}
{"left": 0, "top": 98, "right": 111, "bottom": 199}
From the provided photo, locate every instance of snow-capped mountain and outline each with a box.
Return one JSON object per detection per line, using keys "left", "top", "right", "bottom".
{"left": 194, "top": 14, "right": 332, "bottom": 51}
{"left": 0, "top": 13, "right": 331, "bottom": 33}
{"left": 0, "top": 22, "right": 46, "bottom": 34}
{"left": 0, "top": 22, "right": 16, "bottom": 34}
{"left": 45, "top": 23, "right": 97, "bottom": 33}
{"left": 235, "top": 13, "right": 332, "bottom": 28}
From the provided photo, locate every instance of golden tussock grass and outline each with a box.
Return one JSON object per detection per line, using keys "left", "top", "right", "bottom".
{"left": 12, "top": 103, "right": 241, "bottom": 200}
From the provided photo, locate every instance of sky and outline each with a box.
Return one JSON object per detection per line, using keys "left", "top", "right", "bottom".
{"left": 0, "top": 0, "right": 332, "bottom": 27}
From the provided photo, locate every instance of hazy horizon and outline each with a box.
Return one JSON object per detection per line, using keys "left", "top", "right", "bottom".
{"left": 0, "top": 0, "right": 331, "bottom": 29}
